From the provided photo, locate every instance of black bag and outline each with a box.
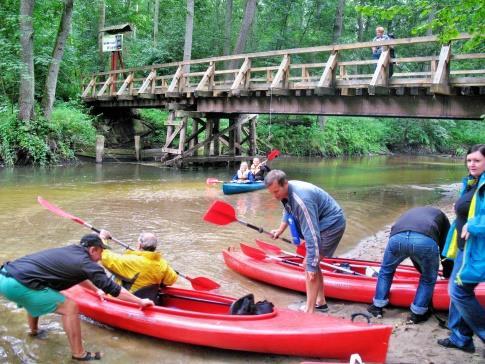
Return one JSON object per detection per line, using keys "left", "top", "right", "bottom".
{"left": 230, "top": 294, "right": 255, "bottom": 315}
{"left": 230, "top": 294, "right": 274, "bottom": 315}
{"left": 254, "top": 300, "right": 274, "bottom": 314}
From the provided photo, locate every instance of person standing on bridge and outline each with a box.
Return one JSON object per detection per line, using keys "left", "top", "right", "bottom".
{"left": 265, "top": 170, "right": 346, "bottom": 314}
{"left": 371, "top": 26, "right": 390, "bottom": 61}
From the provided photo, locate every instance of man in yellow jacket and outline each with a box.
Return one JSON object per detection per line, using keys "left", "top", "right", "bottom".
{"left": 99, "top": 230, "right": 178, "bottom": 294}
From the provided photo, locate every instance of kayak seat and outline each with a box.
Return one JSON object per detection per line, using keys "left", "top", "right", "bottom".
{"left": 133, "top": 284, "right": 161, "bottom": 304}
{"left": 133, "top": 284, "right": 160, "bottom": 306}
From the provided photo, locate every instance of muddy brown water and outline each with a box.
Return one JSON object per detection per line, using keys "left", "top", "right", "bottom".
{"left": 0, "top": 155, "right": 464, "bottom": 363}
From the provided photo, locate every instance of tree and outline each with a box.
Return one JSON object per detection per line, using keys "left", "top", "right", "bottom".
{"left": 232, "top": 0, "right": 257, "bottom": 55}
{"left": 41, "top": 0, "right": 74, "bottom": 119}
{"left": 18, "top": 0, "right": 35, "bottom": 121}
{"left": 223, "top": 0, "right": 233, "bottom": 57}
{"left": 98, "top": 0, "right": 105, "bottom": 71}
{"left": 183, "top": 0, "right": 194, "bottom": 74}
{"left": 332, "top": 0, "right": 346, "bottom": 43}
{"left": 153, "top": 0, "right": 160, "bottom": 47}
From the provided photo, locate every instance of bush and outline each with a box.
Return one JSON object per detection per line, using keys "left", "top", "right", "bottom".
{"left": 0, "top": 101, "right": 96, "bottom": 166}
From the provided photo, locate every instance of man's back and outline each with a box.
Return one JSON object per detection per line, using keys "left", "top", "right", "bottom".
{"left": 101, "top": 249, "right": 177, "bottom": 293}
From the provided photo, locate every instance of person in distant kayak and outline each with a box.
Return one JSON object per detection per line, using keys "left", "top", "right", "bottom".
{"left": 0, "top": 234, "right": 153, "bottom": 361}
{"left": 232, "top": 161, "right": 254, "bottom": 183}
{"left": 99, "top": 230, "right": 178, "bottom": 295}
{"left": 265, "top": 169, "right": 346, "bottom": 314}
{"left": 367, "top": 206, "right": 452, "bottom": 324}
{"left": 250, "top": 157, "right": 271, "bottom": 181}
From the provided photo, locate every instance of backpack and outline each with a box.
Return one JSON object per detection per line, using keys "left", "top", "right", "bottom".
{"left": 229, "top": 294, "right": 274, "bottom": 315}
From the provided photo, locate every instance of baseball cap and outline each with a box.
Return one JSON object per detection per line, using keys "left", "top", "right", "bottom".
{"left": 80, "top": 233, "right": 110, "bottom": 249}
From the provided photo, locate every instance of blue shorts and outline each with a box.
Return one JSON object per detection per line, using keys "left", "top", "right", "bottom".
{"left": 0, "top": 269, "right": 65, "bottom": 317}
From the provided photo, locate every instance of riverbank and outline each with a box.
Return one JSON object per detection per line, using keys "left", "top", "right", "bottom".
{"left": 332, "top": 183, "right": 484, "bottom": 363}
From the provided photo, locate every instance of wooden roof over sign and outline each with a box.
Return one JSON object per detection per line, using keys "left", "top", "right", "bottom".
{"left": 100, "top": 23, "right": 132, "bottom": 34}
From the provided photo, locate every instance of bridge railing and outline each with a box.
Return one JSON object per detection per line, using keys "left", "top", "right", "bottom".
{"left": 82, "top": 34, "right": 485, "bottom": 100}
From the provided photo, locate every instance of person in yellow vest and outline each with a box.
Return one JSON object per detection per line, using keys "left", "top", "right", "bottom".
{"left": 99, "top": 230, "right": 178, "bottom": 295}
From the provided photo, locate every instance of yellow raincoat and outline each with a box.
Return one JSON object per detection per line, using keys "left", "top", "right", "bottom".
{"left": 101, "top": 250, "right": 177, "bottom": 293}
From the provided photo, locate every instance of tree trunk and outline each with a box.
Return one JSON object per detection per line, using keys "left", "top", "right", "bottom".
{"left": 18, "top": 0, "right": 35, "bottom": 122}
{"left": 41, "top": 0, "right": 74, "bottom": 119}
{"left": 229, "top": 0, "right": 257, "bottom": 70}
{"left": 183, "top": 0, "right": 194, "bottom": 74}
{"left": 332, "top": 0, "right": 345, "bottom": 44}
{"left": 153, "top": 0, "right": 160, "bottom": 47}
{"left": 223, "top": 0, "right": 233, "bottom": 57}
{"left": 98, "top": 0, "right": 105, "bottom": 71}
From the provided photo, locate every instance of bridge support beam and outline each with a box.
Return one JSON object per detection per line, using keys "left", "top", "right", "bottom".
{"left": 160, "top": 112, "right": 259, "bottom": 167}
{"left": 196, "top": 95, "right": 485, "bottom": 120}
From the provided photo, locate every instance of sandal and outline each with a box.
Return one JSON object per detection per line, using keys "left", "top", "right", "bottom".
{"left": 72, "top": 351, "right": 102, "bottom": 361}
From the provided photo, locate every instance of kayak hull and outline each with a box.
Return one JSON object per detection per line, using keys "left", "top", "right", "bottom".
{"left": 222, "top": 245, "right": 485, "bottom": 310}
{"left": 63, "top": 285, "right": 391, "bottom": 362}
{"left": 222, "top": 181, "right": 265, "bottom": 195}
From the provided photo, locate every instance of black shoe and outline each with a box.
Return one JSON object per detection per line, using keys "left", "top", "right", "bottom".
{"left": 315, "top": 303, "right": 328, "bottom": 312}
{"left": 367, "top": 304, "right": 383, "bottom": 318}
{"left": 437, "top": 338, "right": 475, "bottom": 353}
{"left": 407, "top": 310, "right": 431, "bottom": 324}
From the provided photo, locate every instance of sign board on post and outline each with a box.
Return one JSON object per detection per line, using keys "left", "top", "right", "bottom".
{"left": 102, "top": 34, "right": 123, "bottom": 52}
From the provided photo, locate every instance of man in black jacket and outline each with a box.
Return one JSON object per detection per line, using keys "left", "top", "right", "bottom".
{"left": 0, "top": 233, "right": 153, "bottom": 361}
{"left": 367, "top": 206, "right": 452, "bottom": 324}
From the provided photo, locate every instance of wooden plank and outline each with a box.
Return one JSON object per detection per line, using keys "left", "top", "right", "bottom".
{"left": 97, "top": 76, "right": 113, "bottom": 96}
{"left": 316, "top": 52, "right": 338, "bottom": 95}
{"left": 161, "top": 147, "right": 181, "bottom": 154}
{"left": 177, "top": 117, "right": 188, "bottom": 154}
{"left": 167, "top": 65, "right": 185, "bottom": 93}
{"left": 230, "top": 58, "right": 251, "bottom": 93}
{"left": 138, "top": 70, "right": 156, "bottom": 94}
{"left": 195, "top": 62, "right": 215, "bottom": 91}
{"left": 82, "top": 78, "right": 96, "bottom": 98}
{"left": 271, "top": 54, "right": 290, "bottom": 89}
{"left": 451, "top": 76, "right": 485, "bottom": 86}
{"left": 369, "top": 49, "right": 390, "bottom": 95}
{"left": 432, "top": 45, "right": 451, "bottom": 95}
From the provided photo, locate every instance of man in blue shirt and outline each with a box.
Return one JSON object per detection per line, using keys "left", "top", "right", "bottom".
{"left": 265, "top": 170, "right": 346, "bottom": 314}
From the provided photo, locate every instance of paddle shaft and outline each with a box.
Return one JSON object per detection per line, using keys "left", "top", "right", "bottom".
{"left": 236, "top": 220, "right": 293, "bottom": 245}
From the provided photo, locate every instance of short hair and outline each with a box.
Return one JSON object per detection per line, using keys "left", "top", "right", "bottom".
{"left": 376, "top": 26, "right": 385, "bottom": 32}
{"left": 467, "top": 144, "right": 485, "bottom": 157}
{"left": 264, "top": 169, "right": 287, "bottom": 187}
{"left": 138, "top": 232, "right": 158, "bottom": 252}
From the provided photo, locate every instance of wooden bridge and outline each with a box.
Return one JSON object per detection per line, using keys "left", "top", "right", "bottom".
{"left": 82, "top": 34, "right": 485, "bottom": 166}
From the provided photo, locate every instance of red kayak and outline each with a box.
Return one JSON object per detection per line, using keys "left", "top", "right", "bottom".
{"left": 222, "top": 243, "right": 485, "bottom": 310}
{"left": 63, "top": 285, "right": 391, "bottom": 362}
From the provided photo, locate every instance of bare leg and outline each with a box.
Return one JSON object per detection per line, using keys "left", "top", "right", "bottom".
{"left": 55, "top": 298, "right": 85, "bottom": 358}
{"left": 305, "top": 257, "right": 326, "bottom": 313}
{"left": 315, "top": 263, "right": 327, "bottom": 306}
{"left": 27, "top": 314, "right": 39, "bottom": 335}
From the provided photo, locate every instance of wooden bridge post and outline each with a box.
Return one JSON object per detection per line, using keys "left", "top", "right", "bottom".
{"left": 189, "top": 118, "right": 198, "bottom": 156}
{"left": 134, "top": 135, "right": 141, "bottom": 161}
{"left": 204, "top": 118, "right": 214, "bottom": 156}
{"left": 212, "top": 118, "right": 220, "bottom": 156}
{"left": 249, "top": 117, "right": 257, "bottom": 156}
{"left": 96, "top": 135, "right": 105, "bottom": 164}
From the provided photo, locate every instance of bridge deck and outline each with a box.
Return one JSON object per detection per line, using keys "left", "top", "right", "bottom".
{"left": 83, "top": 34, "right": 485, "bottom": 119}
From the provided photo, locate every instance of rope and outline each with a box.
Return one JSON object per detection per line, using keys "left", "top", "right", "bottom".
{"left": 268, "top": 87, "right": 273, "bottom": 142}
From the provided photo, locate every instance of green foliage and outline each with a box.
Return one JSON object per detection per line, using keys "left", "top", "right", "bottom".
{"left": 0, "top": 101, "right": 96, "bottom": 166}
{"left": 137, "top": 109, "right": 167, "bottom": 146}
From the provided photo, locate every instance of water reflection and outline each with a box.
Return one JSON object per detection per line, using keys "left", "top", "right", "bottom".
{"left": 0, "top": 155, "right": 464, "bottom": 363}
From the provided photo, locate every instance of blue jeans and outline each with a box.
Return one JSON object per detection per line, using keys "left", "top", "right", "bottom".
{"left": 447, "top": 249, "right": 485, "bottom": 348}
{"left": 373, "top": 231, "right": 439, "bottom": 314}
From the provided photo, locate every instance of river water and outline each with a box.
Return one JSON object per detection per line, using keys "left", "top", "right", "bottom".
{"left": 0, "top": 155, "right": 465, "bottom": 363}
